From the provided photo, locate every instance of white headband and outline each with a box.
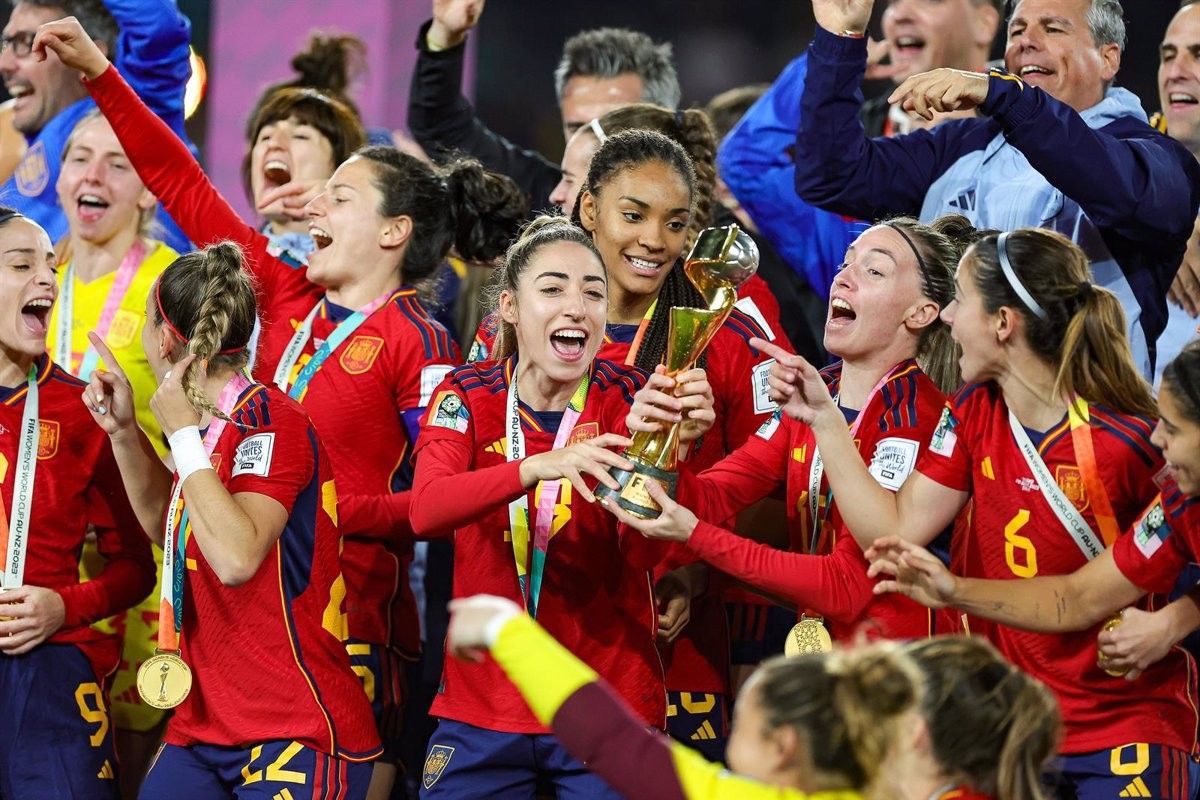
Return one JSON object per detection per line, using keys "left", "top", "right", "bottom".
{"left": 588, "top": 118, "right": 608, "bottom": 144}
{"left": 997, "top": 232, "right": 1048, "bottom": 321}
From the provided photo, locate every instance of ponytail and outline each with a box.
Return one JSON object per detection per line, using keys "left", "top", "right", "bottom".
{"left": 967, "top": 229, "right": 1155, "bottom": 418}
{"left": 153, "top": 241, "right": 257, "bottom": 421}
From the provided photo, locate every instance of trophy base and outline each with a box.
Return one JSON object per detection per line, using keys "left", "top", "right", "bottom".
{"left": 596, "top": 462, "right": 678, "bottom": 520}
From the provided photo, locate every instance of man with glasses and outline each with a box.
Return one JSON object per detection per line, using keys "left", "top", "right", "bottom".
{"left": 0, "top": 0, "right": 192, "bottom": 250}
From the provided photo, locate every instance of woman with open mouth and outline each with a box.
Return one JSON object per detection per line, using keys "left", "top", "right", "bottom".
{"left": 37, "top": 18, "right": 526, "bottom": 800}
{"left": 0, "top": 206, "right": 155, "bottom": 800}
{"left": 774, "top": 228, "right": 1197, "bottom": 798}
{"left": 48, "top": 107, "right": 184, "bottom": 796}
{"left": 407, "top": 216, "right": 679, "bottom": 798}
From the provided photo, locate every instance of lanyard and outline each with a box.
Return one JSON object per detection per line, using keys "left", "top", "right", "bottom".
{"left": 273, "top": 289, "right": 394, "bottom": 399}
{"left": 504, "top": 359, "right": 590, "bottom": 618}
{"left": 0, "top": 365, "right": 39, "bottom": 588}
{"left": 156, "top": 373, "right": 252, "bottom": 652}
{"left": 54, "top": 239, "right": 146, "bottom": 377}
{"left": 806, "top": 363, "right": 905, "bottom": 552}
{"left": 1007, "top": 396, "right": 1115, "bottom": 560}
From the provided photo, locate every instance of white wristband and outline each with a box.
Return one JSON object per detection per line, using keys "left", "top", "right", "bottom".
{"left": 168, "top": 425, "right": 212, "bottom": 484}
{"left": 483, "top": 608, "right": 521, "bottom": 648}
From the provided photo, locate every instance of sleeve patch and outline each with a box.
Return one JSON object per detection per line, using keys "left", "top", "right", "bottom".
{"left": 868, "top": 437, "right": 919, "bottom": 491}
{"left": 734, "top": 297, "right": 775, "bottom": 341}
{"left": 752, "top": 359, "right": 778, "bottom": 415}
{"left": 429, "top": 390, "right": 470, "bottom": 433}
{"left": 1134, "top": 501, "right": 1169, "bottom": 558}
{"left": 756, "top": 408, "right": 782, "bottom": 440}
{"left": 928, "top": 406, "right": 958, "bottom": 457}
{"left": 420, "top": 365, "right": 455, "bottom": 406}
{"left": 232, "top": 433, "right": 276, "bottom": 478}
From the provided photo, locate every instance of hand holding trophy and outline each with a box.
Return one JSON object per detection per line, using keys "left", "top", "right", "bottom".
{"left": 595, "top": 224, "right": 758, "bottom": 518}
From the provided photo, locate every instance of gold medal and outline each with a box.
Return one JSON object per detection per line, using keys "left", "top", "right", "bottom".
{"left": 136, "top": 649, "right": 193, "bottom": 709}
{"left": 1096, "top": 614, "right": 1129, "bottom": 678}
{"left": 784, "top": 616, "right": 833, "bottom": 656}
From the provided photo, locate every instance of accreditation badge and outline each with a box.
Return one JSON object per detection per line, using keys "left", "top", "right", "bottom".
{"left": 136, "top": 649, "right": 193, "bottom": 709}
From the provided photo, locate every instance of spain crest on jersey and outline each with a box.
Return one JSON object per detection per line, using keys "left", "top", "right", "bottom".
{"left": 339, "top": 335, "right": 384, "bottom": 374}
{"left": 107, "top": 309, "right": 141, "bottom": 349}
{"left": 1054, "top": 465, "right": 1089, "bottom": 512}
{"left": 567, "top": 421, "right": 599, "bottom": 445}
{"left": 37, "top": 420, "right": 59, "bottom": 459}
{"left": 15, "top": 140, "right": 48, "bottom": 197}
{"left": 422, "top": 744, "right": 455, "bottom": 789}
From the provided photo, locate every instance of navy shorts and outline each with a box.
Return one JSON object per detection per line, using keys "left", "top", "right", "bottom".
{"left": 1049, "top": 743, "right": 1199, "bottom": 799}
{"left": 346, "top": 638, "right": 410, "bottom": 762}
{"left": 665, "top": 691, "right": 729, "bottom": 763}
{"left": 0, "top": 643, "right": 118, "bottom": 799}
{"left": 140, "top": 739, "right": 374, "bottom": 799}
{"left": 419, "top": 718, "right": 623, "bottom": 799}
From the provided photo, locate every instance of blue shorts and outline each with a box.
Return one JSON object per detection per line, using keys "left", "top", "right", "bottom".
{"left": 346, "top": 638, "right": 410, "bottom": 762}
{"left": 1049, "top": 743, "right": 1199, "bottom": 799}
{"left": 665, "top": 691, "right": 729, "bottom": 763}
{"left": 0, "top": 643, "right": 117, "bottom": 799}
{"left": 725, "top": 602, "right": 793, "bottom": 665}
{"left": 140, "top": 740, "right": 374, "bottom": 799}
{"left": 419, "top": 718, "right": 622, "bottom": 799}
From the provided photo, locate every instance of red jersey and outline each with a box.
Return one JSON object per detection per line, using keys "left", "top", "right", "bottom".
{"left": 4, "top": 356, "right": 153, "bottom": 676}
{"left": 678, "top": 360, "right": 946, "bottom": 642}
{"left": 918, "top": 383, "right": 1194, "bottom": 754}
{"left": 410, "top": 357, "right": 665, "bottom": 733}
{"left": 88, "top": 66, "right": 462, "bottom": 654}
{"left": 165, "top": 383, "right": 379, "bottom": 759}
{"left": 1112, "top": 475, "right": 1200, "bottom": 594}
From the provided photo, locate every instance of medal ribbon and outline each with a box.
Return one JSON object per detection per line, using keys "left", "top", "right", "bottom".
{"left": 54, "top": 239, "right": 147, "bottom": 377}
{"left": 0, "top": 365, "right": 39, "bottom": 589}
{"left": 504, "top": 357, "right": 590, "bottom": 618}
{"left": 1067, "top": 397, "right": 1121, "bottom": 546}
{"left": 806, "top": 362, "right": 907, "bottom": 553}
{"left": 1007, "top": 396, "right": 1112, "bottom": 560}
{"left": 156, "top": 373, "right": 252, "bottom": 651}
{"left": 622, "top": 298, "right": 658, "bottom": 367}
{"left": 273, "top": 289, "right": 395, "bottom": 399}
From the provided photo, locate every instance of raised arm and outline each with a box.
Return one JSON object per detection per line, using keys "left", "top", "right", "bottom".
{"left": 408, "top": 1, "right": 560, "bottom": 205}
{"left": 103, "top": 0, "right": 191, "bottom": 134}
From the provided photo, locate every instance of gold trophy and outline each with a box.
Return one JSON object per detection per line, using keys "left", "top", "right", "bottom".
{"left": 597, "top": 224, "right": 759, "bottom": 518}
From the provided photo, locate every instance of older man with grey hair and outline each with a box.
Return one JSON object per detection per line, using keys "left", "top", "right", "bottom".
{"left": 408, "top": 0, "right": 679, "bottom": 206}
{"left": 794, "top": 0, "right": 1200, "bottom": 380}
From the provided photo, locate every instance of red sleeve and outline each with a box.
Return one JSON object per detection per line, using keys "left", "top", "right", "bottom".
{"left": 707, "top": 320, "right": 779, "bottom": 455}
{"left": 408, "top": 438, "right": 525, "bottom": 536}
{"left": 1111, "top": 495, "right": 1191, "bottom": 595}
{"left": 915, "top": 393, "right": 974, "bottom": 492}
{"left": 678, "top": 414, "right": 788, "bottom": 524}
{"left": 337, "top": 491, "right": 413, "bottom": 542}
{"left": 85, "top": 65, "right": 294, "bottom": 303}
{"left": 226, "top": 405, "right": 314, "bottom": 510}
{"left": 58, "top": 441, "right": 155, "bottom": 627}
{"left": 687, "top": 521, "right": 875, "bottom": 625}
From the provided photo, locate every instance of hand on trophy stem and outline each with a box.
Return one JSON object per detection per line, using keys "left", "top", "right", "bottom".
{"left": 750, "top": 337, "right": 839, "bottom": 428}
{"left": 626, "top": 366, "right": 715, "bottom": 445}
{"left": 519, "top": 433, "right": 633, "bottom": 503}
{"left": 601, "top": 479, "right": 698, "bottom": 542}
{"left": 865, "top": 536, "right": 957, "bottom": 609}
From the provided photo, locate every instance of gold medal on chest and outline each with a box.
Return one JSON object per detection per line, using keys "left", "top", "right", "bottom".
{"left": 136, "top": 649, "right": 193, "bottom": 709}
{"left": 784, "top": 615, "right": 833, "bottom": 656}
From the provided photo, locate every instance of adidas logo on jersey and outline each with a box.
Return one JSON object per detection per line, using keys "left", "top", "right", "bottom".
{"left": 96, "top": 760, "right": 114, "bottom": 780}
{"left": 691, "top": 720, "right": 718, "bottom": 741}
{"left": 1118, "top": 776, "right": 1152, "bottom": 797}
{"left": 271, "top": 790, "right": 296, "bottom": 800}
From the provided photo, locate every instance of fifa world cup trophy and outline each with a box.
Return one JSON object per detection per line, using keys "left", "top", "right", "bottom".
{"left": 596, "top": 224, "right": 759, "bottom": 518}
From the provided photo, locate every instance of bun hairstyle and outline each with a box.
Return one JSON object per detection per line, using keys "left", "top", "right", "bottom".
{"left": 966, "top": 229, "right": 1156, "bottom": 418}
{"left": 880, "top": 213, "right": 986, "bottom": 396}
{"left": 592, "top": 103, "right": 718, "bottom": 237}
{"left": 906, "top": 637, "right": 1059, "bottom": 800}
{"left": 753, "top": 643, "right": 922, "bottom": 792}
{"left": 572, "top": 129, "right": 708, "bottom": 372}
{"left": 1162, "top": 339, "right": 1200, "bottom": 424}
{"left": 152, "top": 242, "right": 257, "bottom": 422}
{"left": 353, "top": 148, "right": 528, "bottom": 300}
{"left": 485, "top": 216, "right": 604, "bottom": 360}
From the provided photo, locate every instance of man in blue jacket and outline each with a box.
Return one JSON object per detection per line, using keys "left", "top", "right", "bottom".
{"left": 0, "top": 0, "right": 191, "bottom": 251}
{"left": 795, "top": 0, "right": 1200, "bottom": 378}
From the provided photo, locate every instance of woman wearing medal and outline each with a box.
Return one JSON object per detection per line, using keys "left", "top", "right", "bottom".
{"left": 35, "top": 18, "right": 526, "bottom": 798}
{"left": 607, "top": 215, "right": 970, "bottom": 649}
{"left": 82, "top": 241, "right": 381, "bottom": 799}
{"left": 0, "top": 206, "right": 154, "bottom": 799}
{"left": 766, "top": 228, "right": 1195, "bottom": 798}
{"left": 49, "top": 108, "right": 182, "bottom": 797}
{"left": 408, "top": 216, "right": 674, "bottom": 798}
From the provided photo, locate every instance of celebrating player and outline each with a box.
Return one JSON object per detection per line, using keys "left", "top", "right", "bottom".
{"left": 609, "top": 215, "right": 971, "bottom": 646}
{"left": 0, "top": 207, "right": 154, "bottom": 799}
{"left": 82, "top": 241, "right": 380, "bottom": 798}
{"left": 766, "top": 227, "right": 1195, "bottom": 795}
{"left": 409, "top": 216, "right": 672, "bottom": 797}
{"left": 35, "top": 17, "right": 527, "bottom": 797}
